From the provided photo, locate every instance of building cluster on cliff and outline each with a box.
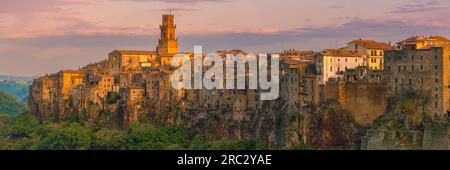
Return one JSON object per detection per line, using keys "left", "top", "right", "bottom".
{"left": 29, "top": 14, "right": 450, "bottom": 127}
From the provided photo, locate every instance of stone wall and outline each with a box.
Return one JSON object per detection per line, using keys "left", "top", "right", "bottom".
{"left": 422, "top": 118, "right": 449, "bottom": 150}
{"left": 323, "top": 81, "right": 388, "bottom": 126}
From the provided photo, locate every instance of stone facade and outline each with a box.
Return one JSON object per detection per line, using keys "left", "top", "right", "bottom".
{"left": 384, "top": 36, "right": 450, "bottom": 116}
{"left": 323, "top": 80, "right": 388, "bottom": 126}
{"left": 344, "top": 39, "right": 392, "bottom": 70}
{"left": 317, "top": 49, "right": 365, "bottom": 85}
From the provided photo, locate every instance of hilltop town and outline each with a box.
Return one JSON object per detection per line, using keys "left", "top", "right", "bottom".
{"left": 28, "top": 14, "right": 450, "bottom": 149}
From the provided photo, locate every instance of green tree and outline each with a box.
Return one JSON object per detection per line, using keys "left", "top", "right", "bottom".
{"left": 0, "top": 137, "right": 10, "bottom": 150}
{"left": 0, "top": 114, "right": 11, "bottom": 137}
{"left": 10, "top": 113, "right": 39, "bottom": 138}
{"left": 291, "top": 142, "right": 314, "bottom": 150}
{"left": 0, "top": 90, "right": 26, "bottom": 116}
{"left": 164, "top": 124, "right": 190, "bottom": 148}
{"left": 39, "top": 123, "right": 92, "bottom": 150}
{"left": 124, "top": 123, "right": 168, "bottom": 150}
{"left": 209, "top": 140, "right": 257, "bottom": 150}
{"left": 189, "top": 134, "right": 208, "bottom": 150}
{"left": 93, "top": 128, "right": 125, "bottom": 150}
{"left": 14, "top": 137, "right": 40, "bottom": 150}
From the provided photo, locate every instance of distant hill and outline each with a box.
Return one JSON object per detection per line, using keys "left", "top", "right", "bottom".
{"left": 0, "top": 80, "right": 30, "bottom": 103}
{"left": 0, "top": 90, "right": 27, "bottom": 115}
{"left": 0, "top": 75, "right": 34, "bottom": 81}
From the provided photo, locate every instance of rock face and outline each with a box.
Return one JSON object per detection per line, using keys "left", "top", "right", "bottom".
{"left": 361, "top": 95, "right": 449, "bottom": 150}
{"left": 141, "top": 99, "right": 306, "bottom": 148}
{"left": 305, "top": 101, "right": 361, "bottom": 149}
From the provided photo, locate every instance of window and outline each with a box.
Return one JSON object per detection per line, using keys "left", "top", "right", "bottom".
{"left": 409, "top": 78, "right": 412, "bottom": 85}
{"left": 387, "top": 65, "right": 391, "bottom": 71}
{"left": 404, "top": 65, "right": 407, "bottom": 71}
{"left": 421, "top": 65, "right": 424, "bottom": 70}
{"left": 420, "top": 55, "right": 423, "bottom": 60}
{"left": 398, "top": 65, "right": 401, "bottom": 72}
{"left": 411, "top": 65, "right": 414, "bottom": 71}
{"left": 435, "top": 65, "right": 438, "bottom": 70}
{"left": 411, "top": 56, "right": 414, "bottom": 61}
{"left": 435, "top": 55, "right": 438, "bottom": 60}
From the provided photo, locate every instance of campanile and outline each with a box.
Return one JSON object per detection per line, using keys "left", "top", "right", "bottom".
{"left": 157, "top": 13, "right": 179, "bottom": 65}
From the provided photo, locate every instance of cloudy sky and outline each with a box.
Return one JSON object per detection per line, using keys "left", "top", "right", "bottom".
{"left": 0, "top": 0, "right": 450, "bottom": 76}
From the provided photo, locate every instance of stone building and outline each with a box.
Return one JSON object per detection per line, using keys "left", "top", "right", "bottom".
{"left": 28, "top": 75, "right": 57, "bottom": 121}
{"left": 281, "top": 49, "right": 315, "bottom": 62}
{"left": 108, "top": 50, "right": 158, "bottom": 75}
{"left": 317, "top": 49, "right": 364, "bottom": 85}
{"left": 384, "top": 36, "right": 450, "bottom": 116}
{"left": 281, "top": 58, "right": 319, "bottom": 112}
{"left": 157, "top": 13, "right": 179, "bottom": 66}
{"left": 344, "top": 39, "right": 392, "bottom": 70}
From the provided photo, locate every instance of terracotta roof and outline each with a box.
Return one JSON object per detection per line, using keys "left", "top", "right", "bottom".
{"left": 113, "top": 50, "right": 156, "bottom": 55}
{"left": 321, "top": 49, "right": 361, "bottom": 57}
{"left": 59, "top": 70, "right": 82, "bottom": 74}
{"left": 281, "top": 58, "right": 303, "bottom": 65}
{"left": 349, "top": 39, "right": 392, "bottom": 50}
{"left": 216, "top": 50, "right": 248, "bottom": 57}
{"left": 430, "top": 36, "right": 449, "bottom": 41}
{"left": 398, "top": 35, "right": 450, "bottom": 44}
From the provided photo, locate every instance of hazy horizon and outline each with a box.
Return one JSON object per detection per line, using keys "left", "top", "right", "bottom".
{"left": 1, "top": 0, "right": 450, "bottom": 76}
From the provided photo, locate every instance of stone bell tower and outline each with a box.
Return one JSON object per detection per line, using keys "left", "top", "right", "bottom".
{"left": 157, "top": 13, "right": 179, "bottom": 65}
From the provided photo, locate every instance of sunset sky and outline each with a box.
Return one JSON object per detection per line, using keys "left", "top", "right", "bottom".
{"left": 1, "top": 0, "right": 450, "bottom": 76}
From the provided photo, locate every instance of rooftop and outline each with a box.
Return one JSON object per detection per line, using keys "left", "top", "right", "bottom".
{"left": 398, "top": 35, "right": 450, "bottom": 45}
{"left": 112, "top": 50, "right": 157, "bottom": 55}
{"left": 349, "top": 39, "right": 393, "bottom": 50}
{"left": 321, "top": 49, "right": 361, "bottom": 57}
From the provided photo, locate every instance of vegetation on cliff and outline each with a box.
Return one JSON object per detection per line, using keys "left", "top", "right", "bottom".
{"left": 362, "top": 92, "right": 430, "bottom": 149}
{"left": 0, "top": 113, "right": 280, "bottom": 150}
{"left": 306, "top": 100, "right": 362, "bottom": 149}
{"left": 0, "top": 90, "right": 27, "bottom": 116}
